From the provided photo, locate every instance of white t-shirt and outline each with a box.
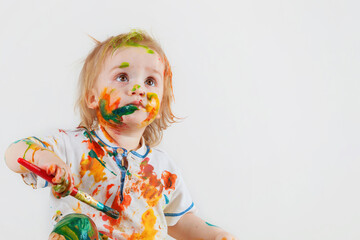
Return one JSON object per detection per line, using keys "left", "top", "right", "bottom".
{"left": 21, "top": 126, "right": 196, "bottom": 239}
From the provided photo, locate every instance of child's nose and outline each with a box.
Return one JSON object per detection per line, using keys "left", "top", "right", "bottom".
{"left": 128, "top": 85, "right": 145, "bottom": 97}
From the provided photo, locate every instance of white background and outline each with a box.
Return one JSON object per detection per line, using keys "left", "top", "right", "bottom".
{"left": 0, "top": 0, "right": 359, "bottom": 239}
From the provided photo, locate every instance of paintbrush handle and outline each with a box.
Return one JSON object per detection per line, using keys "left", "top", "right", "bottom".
{"left": 18, "top": 158, "right": 77, "bottom": 195}
{"left": 18, "top": 158, "right": 54, "bottom": 182}
{"left": 17, "top": 158, "right": 120, "bottom": 219}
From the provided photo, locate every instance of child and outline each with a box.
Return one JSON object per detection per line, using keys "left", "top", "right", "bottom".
{"left": 5, "top": 30, "right": 237, "bottom": 240}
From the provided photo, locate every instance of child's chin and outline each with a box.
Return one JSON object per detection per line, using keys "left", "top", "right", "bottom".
{"left": 121, "top": 114, "right": 147, "bottom": 128}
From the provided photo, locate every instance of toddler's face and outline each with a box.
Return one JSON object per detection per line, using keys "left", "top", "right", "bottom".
{"left": 88, "top": 46, "right": 165, "bottom": 129}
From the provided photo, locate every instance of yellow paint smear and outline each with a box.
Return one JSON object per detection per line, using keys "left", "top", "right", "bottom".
{"left": 129, "top": 208, "right": 158, "bottom": 239}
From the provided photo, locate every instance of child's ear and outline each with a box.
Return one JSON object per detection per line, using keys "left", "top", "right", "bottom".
{"left": 86, "top": 90, "right": 98, "bottom": 109}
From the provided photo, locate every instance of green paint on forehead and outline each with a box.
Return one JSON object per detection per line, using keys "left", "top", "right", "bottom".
{"left": 126, "top": 41, "right": 154, "bottom": 54}
{"left": 109, "top": 30, "right": 155, "bottom": 55}
{"left": 131, "top": 84, "right": 141, "bottom": 92}
{"left": 119, "top": 62, "right": 130, "bottom": 68}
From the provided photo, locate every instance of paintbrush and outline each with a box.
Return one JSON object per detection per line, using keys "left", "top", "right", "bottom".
{"left": 18, "top": 158, "right": 119, "bottom": 219}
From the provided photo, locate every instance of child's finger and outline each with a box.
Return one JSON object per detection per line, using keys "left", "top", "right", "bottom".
{"left": 53, "top": 167, "right": 65, "bottom": 183}
{"left": 45, "top": 164, "right": 57, "bottom": 176}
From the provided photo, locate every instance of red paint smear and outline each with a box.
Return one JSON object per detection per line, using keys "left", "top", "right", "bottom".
{"left": 92, "top": 185, "right": 102, "bottom": 196}
{"left": 83, "top": 138, "right": 105, "bottom": 159}
{"left": 104, "top": 184, "right": 115, "bottom": 205}
{"left": 58, "top": 129, "right": 67, "bottom": 134}
{"left": 103, "top": 224, "right": 115, "bottom": 238}
{"left": 138, "top": 158, "right": 164, "bottom": 207}
{"left": 161, "top": 171, "right": 177, "bottom": 190}
{"left": 101, "top": 186, "right": 132, "bottom": 239}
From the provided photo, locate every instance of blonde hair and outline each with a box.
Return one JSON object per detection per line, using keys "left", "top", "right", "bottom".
{"left": 76, "top": 30, "right": 177, "bottom": 147}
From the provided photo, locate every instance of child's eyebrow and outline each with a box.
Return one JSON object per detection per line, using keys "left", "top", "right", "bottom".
{"left": 145, "top": 67, "right": 162, "bottom": 77}
{"left": 111, "top": 64, "right": 131, "bottom": 72}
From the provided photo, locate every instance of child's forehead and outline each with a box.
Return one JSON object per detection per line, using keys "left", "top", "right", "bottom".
{"left": 103, "top": 47, "right": 164, "bottom": 70}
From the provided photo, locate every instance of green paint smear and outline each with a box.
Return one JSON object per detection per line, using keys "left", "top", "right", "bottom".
{"left": 109, "top": 30, "right": 155, "bottom": 55}
{"left": 131, "top": 84, "right": 141, "bottom": 92}
{"left": 51, "top": 213, "right": 100, "bottom": 240}
{"left": 88, "top": 149, "right": 116, "bottom": 176}
{"left": 22, "top": 138, "right": 37, "bottom": 158}
{"left": 205, "top": 222, "right": 219, "bottom": 228}
{"left": 126, "top": 41, "right": 154, "bottom": 54}
{"left": 84, "top": 131, "right": 93, "bottom": 143}
{"left": 83, "top": 131, "right": 117, "bottom": 176}
{"left": 111, "top": 105, "right": 139, "bottom": 119}
{"left": 99, "top": 100, "right": 138, "bottom": 124}
{"left": 164, "top": 194, "right": 169, "bottom": 204}
{"left": 97, "top": 141, "right": 105, "bottom": 148}
{"left": 119, "top": 62, "right": 129, "bottom": 68}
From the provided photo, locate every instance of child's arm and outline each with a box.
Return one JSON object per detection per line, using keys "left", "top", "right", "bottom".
{"left": 168, "top": 212, "right": 238, "bottom": 240}
{"left": 5, "top": 139, "right": 74, "bottom": 198}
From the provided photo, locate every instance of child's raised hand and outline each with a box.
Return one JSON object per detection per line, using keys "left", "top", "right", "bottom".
{"left": 46, "top": 163, "right": 75, "bottom": 199}
{"left": 36, "top": 150, "right": 75, "bottom": 199}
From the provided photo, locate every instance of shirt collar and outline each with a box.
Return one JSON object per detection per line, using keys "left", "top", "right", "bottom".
{"left": 91, "top": 125, "right": 150, "bottom": 159}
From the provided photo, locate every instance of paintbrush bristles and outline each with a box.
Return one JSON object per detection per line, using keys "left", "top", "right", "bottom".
{"left": 103, "top": 205, "right": 120, "bottom": 219}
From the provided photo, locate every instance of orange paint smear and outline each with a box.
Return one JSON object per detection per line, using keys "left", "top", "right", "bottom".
{"left": 100, "top": 125, "right": 116, "bottom": 143}
{"left": 92, "top": 185, "right": 102, "bottom": 196}
{"left": 78, "top": 153, "right": 107, "bottom": 188}
{"left": 101, "top": 186, "right": 132, "bottom": 239}
{"left": 103, "top": 224, "right": 115, "bottom": 238}
{"left": 101, "top": 88, "right": 121, "bottom": 113}
{"left": 97, "top": 88, "right": 124, "bottom": 129}
{"left": 161, "top": 171, "right": 177, "bottom": 190}
{"left": 77, "top": 135, "right": 109, "bottom": 188}
{"left": 73, "top": 202, "right": 82, "bottom": 213}
{"left": 140, "top": 93, "right": 160, "bottom": 127}
{"left": 104, "top": 184, "right": 115, "bottom": 205}
{"left": 138, "top": 158, "right": 164, "bottom": 207}
{"left": 85, "top": 137, "right": 106, "bottom": 158}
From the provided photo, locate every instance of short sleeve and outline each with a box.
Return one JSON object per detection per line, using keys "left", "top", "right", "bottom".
{"left": 161, "top": 152, "right": 197, "bottom": 226}
{"left": 20, "top": 130, "right": 68, "bottom": 189}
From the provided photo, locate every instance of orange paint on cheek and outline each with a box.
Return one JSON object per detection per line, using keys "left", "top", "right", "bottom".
{"left": 140, "top": 93, "right": 160, "bottom": 127}
{"left": 100, "top": 88, "right": 121, "bottom": 112}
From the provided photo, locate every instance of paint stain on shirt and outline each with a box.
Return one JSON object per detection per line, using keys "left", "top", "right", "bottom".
{"left": 128, "top": 208, "right": 158, "bottom": 239}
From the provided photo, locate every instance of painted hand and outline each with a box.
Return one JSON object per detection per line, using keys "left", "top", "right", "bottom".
{"left": 45, "top": 163, "right": 75, "bottom": 199}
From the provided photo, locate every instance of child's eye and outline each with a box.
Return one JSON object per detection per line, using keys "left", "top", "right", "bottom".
{"left": 145, "top": 77, "right": 156, "bottom": 86}
{"left": 115, "top": 73, "right": 129, "bottom": 83}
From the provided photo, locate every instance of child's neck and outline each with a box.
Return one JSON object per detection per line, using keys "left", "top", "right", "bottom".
{"left": 100, "top": 125, "right": 145, "bottom": 151}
